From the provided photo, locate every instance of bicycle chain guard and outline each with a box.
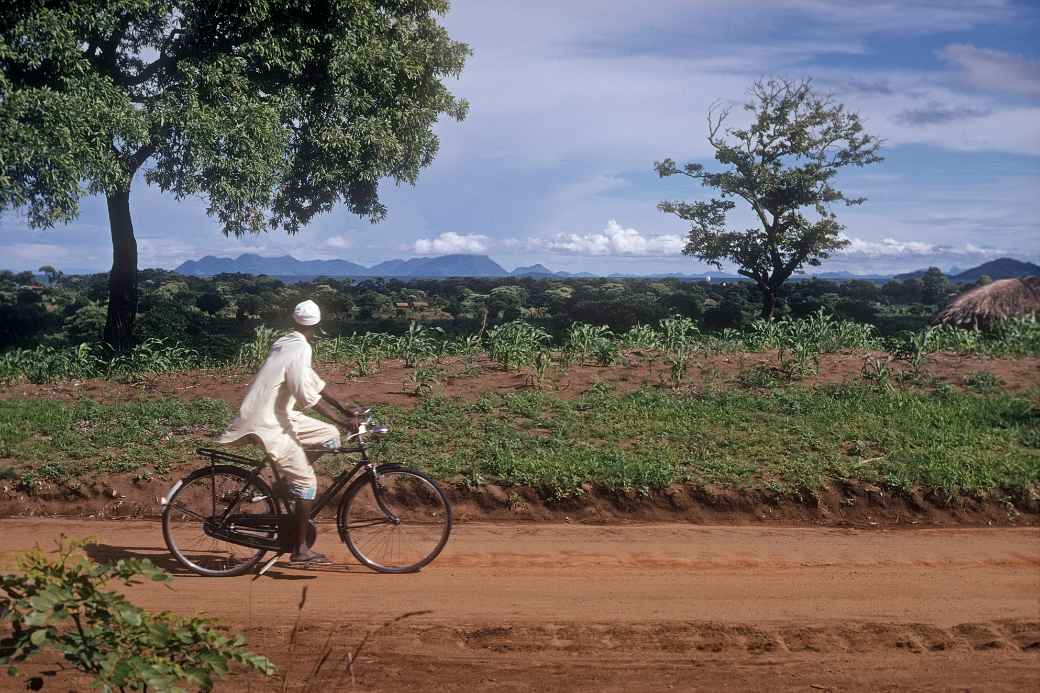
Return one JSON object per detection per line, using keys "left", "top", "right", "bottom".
{"left": 276, "top": 517, "right": 318, "bottom": 551}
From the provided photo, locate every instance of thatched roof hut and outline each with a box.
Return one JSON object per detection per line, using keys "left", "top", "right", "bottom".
{"left": 933, "top": 276, "right": 1040, "bottom": 328}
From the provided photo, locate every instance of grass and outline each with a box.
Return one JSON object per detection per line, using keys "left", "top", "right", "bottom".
{"left": 2, "top": 385, "right": 1037, "bottom": 502}
{"left": 380, "top": 385, "right": 1040, "bottom": 500}
{"left": 963, "top": 370, "right": 1004, "bottom": 394}
{"left": 0, "top": 398, "right": 230, "bottom": 491}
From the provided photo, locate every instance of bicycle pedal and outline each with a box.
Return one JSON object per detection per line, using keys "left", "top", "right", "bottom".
{"left": 256, "top": 553, "right": 284, "bottom": 577}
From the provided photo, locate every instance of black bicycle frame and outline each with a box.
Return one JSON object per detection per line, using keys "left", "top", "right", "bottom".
{"left": 307, "top": 444, "right": 371, "bottom": 517}
{"left": 193, "top": 443, "right": 380, "bottom": 551}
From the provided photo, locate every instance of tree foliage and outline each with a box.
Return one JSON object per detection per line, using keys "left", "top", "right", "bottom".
{"left": 0, "top": 0, "right": 470, "bottom": 345}
{"left": 656, "top": 78, "right": 882, "bottom": 318}
{"left": 2, "top": 268, "right": 977, "bottom": 358}
{"left": 919, "top": 267, "right": 952, "bottom": 305}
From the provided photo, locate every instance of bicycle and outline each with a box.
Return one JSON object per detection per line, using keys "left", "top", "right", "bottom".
{"left": 160, "top": 411, "right": 452, "bottom": 577}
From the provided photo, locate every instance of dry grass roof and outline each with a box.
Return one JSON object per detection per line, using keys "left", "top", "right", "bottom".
{"left": 933, "top": 276, "right": 1040, "bottom": 328}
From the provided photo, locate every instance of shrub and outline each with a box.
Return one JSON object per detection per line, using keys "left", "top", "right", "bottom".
{"left": 394, "top": 322, "right": 443, "bottom": 367}
{"left": 235, "top": 325, "right": 280, "bottom": 368}
{"left": 107, "top": 338, "right": 199, "bottom": 379}
{"left": 747, "top": 309, "right": 881, "bottom": 353}
{"left": 564, "top": 323, "right": 614, "bottom": 366}
{"left": 0, "top": 339, "right": 200, "bottom": 385}
{"left": 63, "top": 303, "right": 107, "bottom": 343}
{"left": 620, "top": 324, "right": 660, "bottom": 349}
{"left": 861, "top": 356, "right": 893, "bottom": 389}
{"left": 0, "top": 540, "right": 273, "bottom": 691}
{"left": 963, "top": 370, "right": 1004, "bottom": 394}
{"left": 485, "top": 320, "right": 550, "bottom": 371}
{"left": 657, "top": 316, "right": 700, "bottom": 351}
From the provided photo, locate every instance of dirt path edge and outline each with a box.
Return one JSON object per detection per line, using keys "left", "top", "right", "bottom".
{"left": 1, "top": 473, "right": 1036, "bottom": 527}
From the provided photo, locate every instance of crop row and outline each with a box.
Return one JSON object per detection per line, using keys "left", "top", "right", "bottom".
{"left": 1, "top": 311, "right": 1038, "bottom": 385}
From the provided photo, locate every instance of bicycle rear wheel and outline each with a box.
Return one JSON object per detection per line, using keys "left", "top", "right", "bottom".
{"left": 162, "top": 465, "right": 279, "bottom": 577}
{"left": 336, "top": 465, "right": 452, "bottom": 573}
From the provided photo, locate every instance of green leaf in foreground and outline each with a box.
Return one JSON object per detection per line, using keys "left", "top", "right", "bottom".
{"left": 0, "top": 539, "right": 273, "bottom": 691}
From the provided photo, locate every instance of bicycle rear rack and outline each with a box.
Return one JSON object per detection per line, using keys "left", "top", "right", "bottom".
{"left": 196, "top": 447, "right": 267, "bottom": 468}
{"left": 195, "top": 447, "right": 292, "bottom": 505}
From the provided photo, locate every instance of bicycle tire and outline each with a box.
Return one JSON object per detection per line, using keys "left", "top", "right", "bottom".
{"left": 162, "top": 464, "right": 280, "bottom": 577}
{"left": 336, "top": 464, "right": 452, "bottom": 573}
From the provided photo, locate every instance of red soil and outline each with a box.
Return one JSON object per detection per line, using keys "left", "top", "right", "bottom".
{"left": 0, "top": 519, "right": 1036, "bottom": 692}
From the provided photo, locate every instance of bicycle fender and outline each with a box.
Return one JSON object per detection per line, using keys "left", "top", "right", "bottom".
{"left": 160, "top": 479, "right": 184, "bottom": 507}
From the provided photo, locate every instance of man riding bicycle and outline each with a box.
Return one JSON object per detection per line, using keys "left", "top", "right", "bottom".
{"left": 217, "top": 299, "right": 360, "bottom": 567}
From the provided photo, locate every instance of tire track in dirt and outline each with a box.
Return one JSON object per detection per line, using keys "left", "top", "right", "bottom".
{"left": 428, "top": 620, "right": 1040, "bottom": 655}
{"left": 432, "top": 550, "right": 1040, "bottom": 571}
{"left": 228, "top": 618, "right": 1040, "bottom": 692}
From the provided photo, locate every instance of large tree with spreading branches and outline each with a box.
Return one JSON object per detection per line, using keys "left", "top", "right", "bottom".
{"left": 655, "top": 78, "right": 881, "bottom": 319}
{"left": 0, "top": 0, "right": 469, "bottom": 347}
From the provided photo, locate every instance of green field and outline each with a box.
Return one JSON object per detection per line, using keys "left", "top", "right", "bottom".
{"left": 3, "top": 383, "right": 1037, "bottom": 502}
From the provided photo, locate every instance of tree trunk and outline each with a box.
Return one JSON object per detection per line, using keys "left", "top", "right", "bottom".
{"left": 760, "top": 287, "right": 777, "bottom": 320}
{"left": 103, "top": 188, "right": 138, "bottom": 350}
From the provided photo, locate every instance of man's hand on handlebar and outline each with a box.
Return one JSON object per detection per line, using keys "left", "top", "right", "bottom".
{"left": 340, "top": 404, "right": 370, "bottom": 435}
{"left": 316, "top": 389, "right": 367, "bottom": 434}
{"left": 329, "top": 411, "right": 360, "bottom": 434}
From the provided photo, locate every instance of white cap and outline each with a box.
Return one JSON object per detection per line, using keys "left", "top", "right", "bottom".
{"left": 293, "top": 299, "right": 321, "bottom": 326}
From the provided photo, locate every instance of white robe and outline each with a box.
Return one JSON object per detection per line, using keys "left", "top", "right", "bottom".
{"left": 218, "top": 331, "right": 327, "bottom": 455}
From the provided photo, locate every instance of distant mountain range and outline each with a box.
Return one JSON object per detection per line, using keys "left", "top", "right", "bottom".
{"left": 173, "top": 253, "right": 1039, "bottom": 282}
{"left": 175, "top": 254, "right": 369, "bottom": 277}
{"left": 174, "top": 253, "right": 718, "bottom": 279}
{"left": 894, "top": 258, "right": 1040, "bottom": 282}
{"left": 175, "top": 253, "right": 511, "bottom": 278}
{"left": 174, "top": 252, "right": 557, "bottom": 276}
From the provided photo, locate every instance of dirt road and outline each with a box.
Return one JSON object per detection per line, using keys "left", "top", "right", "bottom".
{"left": 1, "top": 519, "right": 1038, "bottom": 691}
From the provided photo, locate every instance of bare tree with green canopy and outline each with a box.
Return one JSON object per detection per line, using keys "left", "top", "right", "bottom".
{"left": 655, "top": 78, "right": 881, "bottom": 319}
{"left": 0, "top": 0, "right": 469, "bottom": 347}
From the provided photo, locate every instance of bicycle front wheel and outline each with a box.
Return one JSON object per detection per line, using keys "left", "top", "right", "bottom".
{"left": 336, "top": 465, "right": 452, "bottom": 573}
{"left": 162, "top": 465, "right": 278, "bottom": 577}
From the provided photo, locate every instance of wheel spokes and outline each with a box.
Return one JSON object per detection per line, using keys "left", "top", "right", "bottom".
{"left": 342, "top": 470, "right": 450, "bottom": 571}
{"left": 165, "top": 470, "right": 274, "bottom": 575}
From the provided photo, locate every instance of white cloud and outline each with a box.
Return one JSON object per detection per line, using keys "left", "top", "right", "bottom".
{"left": 838, "top": 235, "right": 1008, "bottom": 260}
{"left": 413, "top": 232, "right": 491, "bottom": 255}
{"left": 532, "top": 220, "right": 685, "bottom": 256}
{"left": 136, "top": 237, "right": 202, "bottom": 266}
{"left": 941, "top": 44, "right": 1040, "bottom": 98}
{"left": 550, "top": 175, "right": 630, "bottom": 205}
{"left": 962, "top": 243, "right": 1007, "bottom": 257}
{"left": 9, "top": 243, "right": 73, "bottom": 265}
{"left": 782, "top": 0, "right": 1015, "bottom": 34}
{"left": 323, "top": 234, "right": 353, "bottom": 250}
{"left": 839, "top": 236, "right": 937, "bottom": 257}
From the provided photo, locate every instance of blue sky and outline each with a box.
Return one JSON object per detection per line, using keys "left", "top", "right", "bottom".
{"left": 2, "top": 0, "right": 1039, "bottom": 275}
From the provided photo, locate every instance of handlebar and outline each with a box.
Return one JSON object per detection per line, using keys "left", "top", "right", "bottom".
{"left": 345, "top": 412, "right": 389, "bottom": 443}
